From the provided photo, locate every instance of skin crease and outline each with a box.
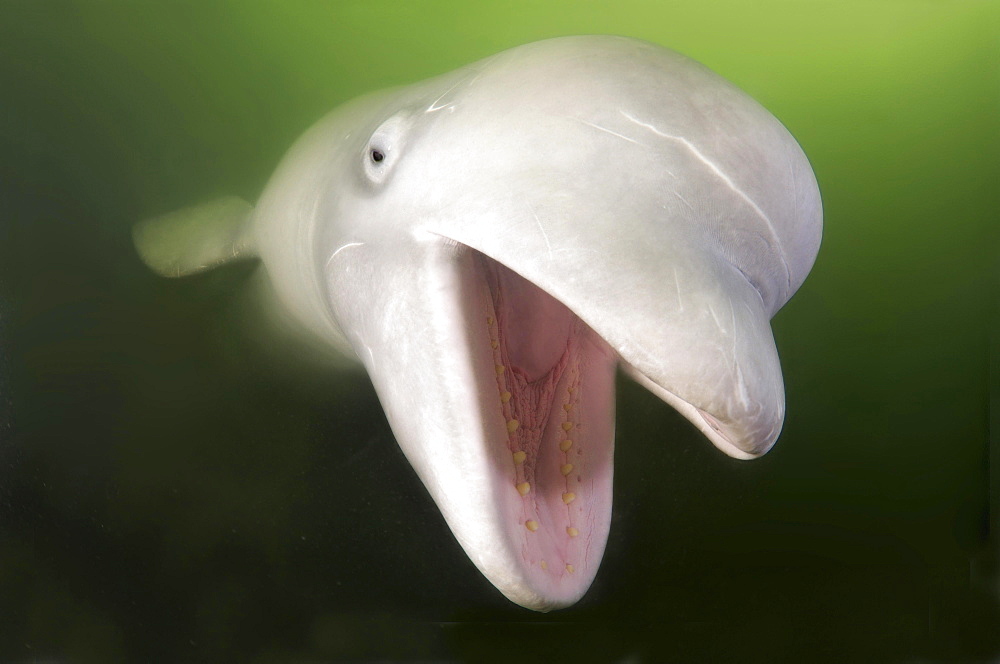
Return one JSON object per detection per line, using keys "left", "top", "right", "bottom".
{"left": 134, "top": 36, "right": 822, "bottom": 611}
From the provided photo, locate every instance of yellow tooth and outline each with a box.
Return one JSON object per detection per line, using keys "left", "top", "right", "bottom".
{"left": 540, "top": 560, "right": 548, "bottom": 570}
{"left": 560, "top": 463, "right": 574, "bottom": 476}
{"left": 500, "top": 391, "right": 511, "bottom": 403}
{"left": 507, "top": 419, "right": 519, "bottom": 433}
{"left": 563, "top": 403, "right": 573, "bottom": 412}
{"left": 487, "top": 316, "right": 494, "bottom": 325}
{"left": 559, "top": 439, "right": 573, "bottom": 452}
{"left": 561, "top": 422, "right": 573, "bottom": 431}
{"left": 562, "top": 492, "right": 576, "bottom": 504}
{"left": 525, "top": 520, "right": 539, "bottom": 532}
{"left": 495, "top": 365, "right": 505, "bottom": 376}
{"left": 566, "top": 527, "right": 579, "bottom": 537}
{"left": 512, "top": 451, "right": 526, "bottom": 464}
{"left": 516, "top": 482, "right": 531, "bottom": 496}
{"left": 566, "top": 564, "right": 575, "bottom": 573}
{"left": 491, "top": 340, "right": 498, "bottom": 349}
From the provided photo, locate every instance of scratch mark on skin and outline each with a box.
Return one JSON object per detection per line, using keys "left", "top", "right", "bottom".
{"left": 361, "top": 343, "right": 376, "bottom": 371}
{"left": 707, "top": 303, "right": 725, "bottom": 333}
{"left": 326, "top": 242, "right": 366, "bottom": 268}
{"left": 735, "top": 364, "right": 750, "bottom": 409}
{"left": 426, "top": 78, "right": 467, "bottom": 113}
{"left": 672, "top": 267, "right": 684, "bottom": 313}
{"left": 573, "top": 118, "right": 640, "bottom": 145}
{"left": 673, "top": 191, "right": 694, "bottom": 211}
{"left": 621, "top": 111, "right": 771, "bottom": 223}
{"left": 788, "top": 151, "right": 799, "bottom": 212}
{"left": 525, "top": 199, "right": 553, "bottom": 260}
{"left": 620, "top": 110, "right": 791, "bottom": 293}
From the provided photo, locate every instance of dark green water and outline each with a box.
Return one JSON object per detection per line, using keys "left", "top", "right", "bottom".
{"left": 1, "top": 2, "right": 997, "bottom": 661}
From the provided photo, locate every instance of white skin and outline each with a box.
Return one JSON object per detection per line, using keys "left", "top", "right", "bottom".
{"left": 147, "top": 36, "right": 822, "bottom": 611}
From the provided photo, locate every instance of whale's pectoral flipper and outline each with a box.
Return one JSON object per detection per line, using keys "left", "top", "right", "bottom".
{"left": 133, "top": 196, "right": 256, "bottom": 277}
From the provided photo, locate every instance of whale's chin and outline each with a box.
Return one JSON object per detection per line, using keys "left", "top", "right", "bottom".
{"left": 454, "top": 250, "right": 618, "bottom": 610}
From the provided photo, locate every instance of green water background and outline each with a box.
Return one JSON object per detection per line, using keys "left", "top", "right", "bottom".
{"left": 1, "top": 1, "right": 997, "bottom": 661}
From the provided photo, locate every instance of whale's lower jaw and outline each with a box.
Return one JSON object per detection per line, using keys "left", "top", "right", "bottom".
{"left": 457, "top": 252, "right": 618, "bottom": 610}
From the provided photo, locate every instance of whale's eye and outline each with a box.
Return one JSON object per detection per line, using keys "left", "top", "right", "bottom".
{"left": 363, "top": 112, "right": 412, "bottom": 185}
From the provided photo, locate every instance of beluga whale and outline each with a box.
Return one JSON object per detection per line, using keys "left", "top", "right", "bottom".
{"left": 134, "top": 35, "right": 822, "bottom": 612}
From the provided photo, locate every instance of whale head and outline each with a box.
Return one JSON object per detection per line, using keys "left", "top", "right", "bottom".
{"left": 136, "top": 36, "right": 822, "bottom": 611}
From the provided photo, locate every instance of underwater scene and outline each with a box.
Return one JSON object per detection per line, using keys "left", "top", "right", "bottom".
{"left": 1, "top": 1, "right": 997, "bottom": 661}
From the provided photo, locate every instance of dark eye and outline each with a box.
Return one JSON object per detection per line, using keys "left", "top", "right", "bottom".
{"left": 363, "top": 113, "right": 410, "bottom": 185}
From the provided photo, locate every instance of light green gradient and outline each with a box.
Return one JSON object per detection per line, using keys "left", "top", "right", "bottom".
{"left": 1, "top": 1, "right": 996, "bottom": 660}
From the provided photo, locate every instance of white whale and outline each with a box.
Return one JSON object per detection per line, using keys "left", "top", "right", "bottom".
{"left": 134, "top": 35, "right": 822, "bottom": 611}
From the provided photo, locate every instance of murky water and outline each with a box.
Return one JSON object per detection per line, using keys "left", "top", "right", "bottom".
{"left": 1, "top": 2, "right": 996, "bottom": 660}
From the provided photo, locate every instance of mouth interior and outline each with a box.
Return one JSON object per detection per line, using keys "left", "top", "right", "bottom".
{"left": 473, "top": 251, "right": 616, "bottom": 604}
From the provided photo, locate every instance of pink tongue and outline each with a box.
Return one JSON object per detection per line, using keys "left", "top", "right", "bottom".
{"left": 478, "top": 255, "right": 616, "bottom": 602}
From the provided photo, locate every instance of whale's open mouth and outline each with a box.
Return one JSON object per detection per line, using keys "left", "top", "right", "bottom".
{"left": 463, "top": 251, "right": 617, "bottom": 608}
{"left": 363, "top": 229, "right": 785, "bottom": 611}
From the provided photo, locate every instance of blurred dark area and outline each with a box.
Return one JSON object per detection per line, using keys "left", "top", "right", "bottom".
{"left": 0, "top": 1, "right": 997, "bottom": 662}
